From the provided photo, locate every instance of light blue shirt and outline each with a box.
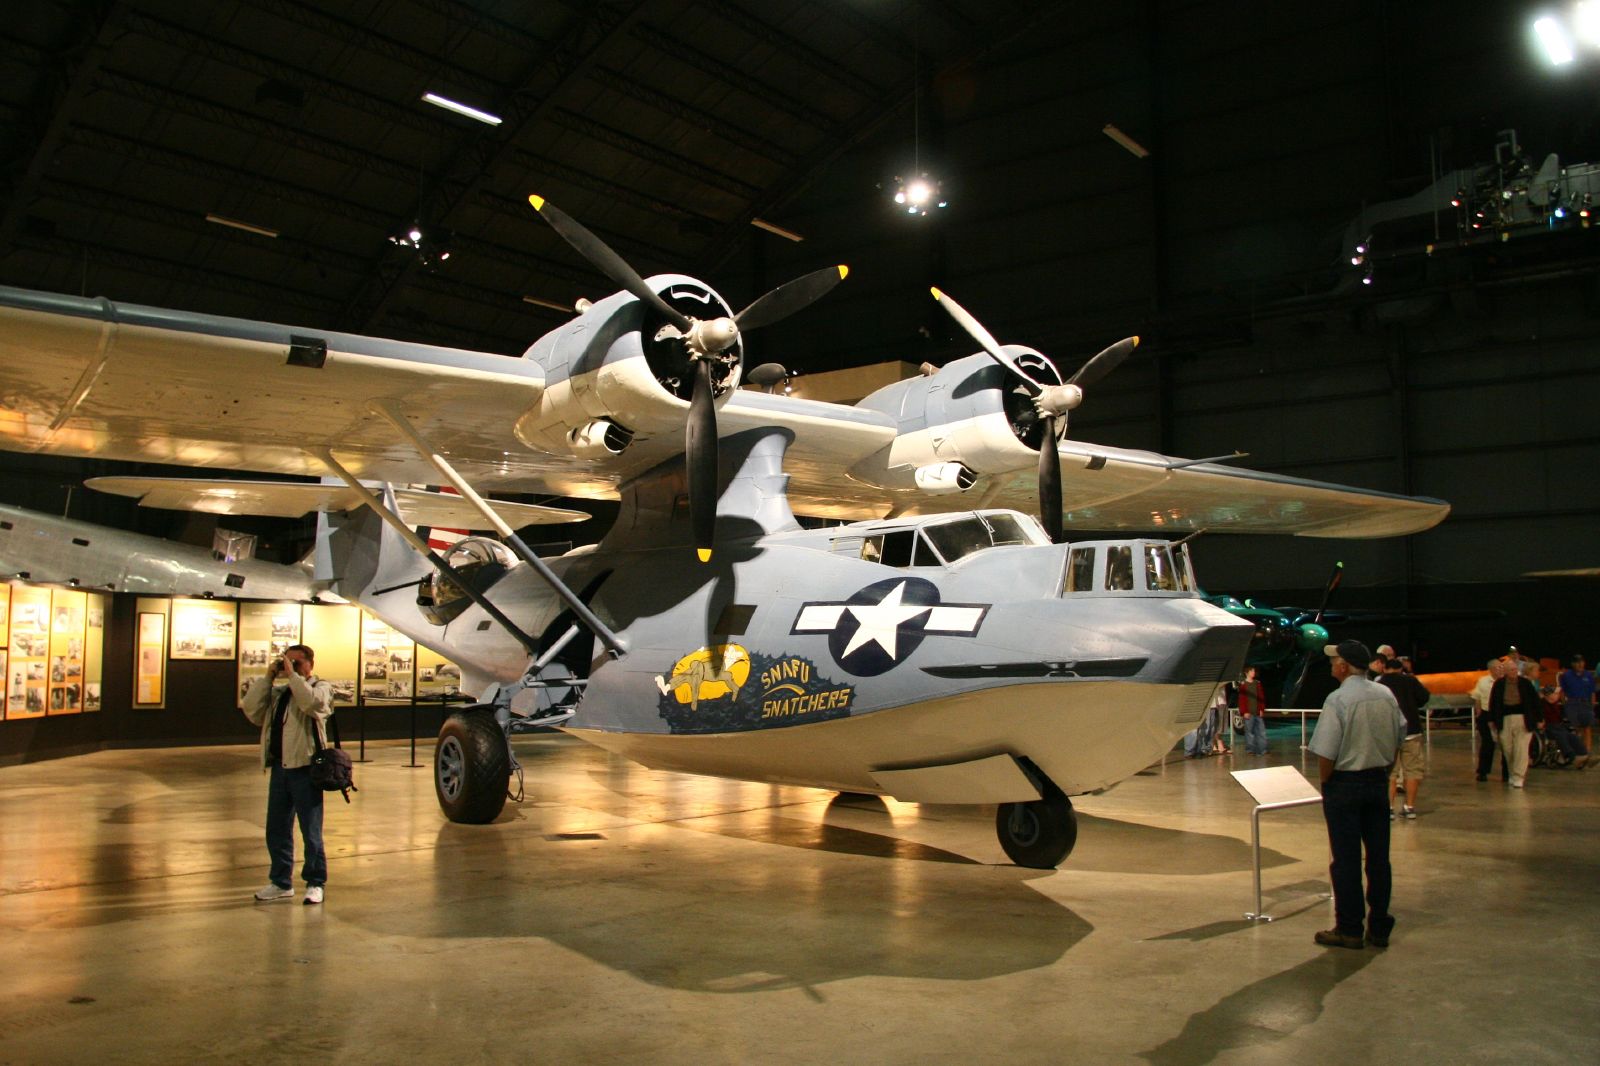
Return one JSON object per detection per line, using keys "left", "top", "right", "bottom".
{"left": 1309, "top": 675, "right": 1405, "bottom": 771}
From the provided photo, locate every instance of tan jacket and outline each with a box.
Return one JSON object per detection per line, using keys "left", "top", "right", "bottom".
{"left": 242, "top": 672, "right": 334, "bottom": 770}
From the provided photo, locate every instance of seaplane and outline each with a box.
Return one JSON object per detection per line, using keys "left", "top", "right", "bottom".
{"left": 0, "top": 198, "right": 1449, "bottom": 867}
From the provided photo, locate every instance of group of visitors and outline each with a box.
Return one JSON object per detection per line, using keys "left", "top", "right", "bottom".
{"left": 1470, "top": 653, "right": 1595, "bottom": 786}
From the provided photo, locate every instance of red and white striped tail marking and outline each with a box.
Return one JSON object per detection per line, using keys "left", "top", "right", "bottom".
{"left": 424, "top": 485, "right": 467, "bottom": 551}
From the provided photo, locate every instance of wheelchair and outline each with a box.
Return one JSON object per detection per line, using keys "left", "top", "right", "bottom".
{"left": 1529, "top": 729, "right": 1575, "bottom": 769}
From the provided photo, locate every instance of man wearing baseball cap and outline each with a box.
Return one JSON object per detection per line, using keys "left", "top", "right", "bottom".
{"left": 1308, "top": 639, "right": 1406, "bottom": 949}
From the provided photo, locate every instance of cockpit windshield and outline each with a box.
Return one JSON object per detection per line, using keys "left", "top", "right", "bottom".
{"left": 922, "top": 512, "right": 1044, "bottom": 564}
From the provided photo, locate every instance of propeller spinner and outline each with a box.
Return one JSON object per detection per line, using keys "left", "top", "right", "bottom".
{"left": 529, "top": 195, "right": 846, "bottom": 561}
{"left": 931, "top": 287, "right": 1138, "bottom": 542}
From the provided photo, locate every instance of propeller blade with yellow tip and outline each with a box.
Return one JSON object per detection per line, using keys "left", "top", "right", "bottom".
{"left": 734, "top": 265, "right": 852, "bottom": 331}
{"left": 526, "top": 193, "right": 692, "bottom": 332}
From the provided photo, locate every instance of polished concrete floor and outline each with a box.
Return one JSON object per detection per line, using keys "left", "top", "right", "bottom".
{"left": 1, "top": 721, "right": 1595, "bottom": 1065}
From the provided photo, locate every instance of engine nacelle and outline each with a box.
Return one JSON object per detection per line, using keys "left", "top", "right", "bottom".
{"left": 850, "top": 349, "right": 1062, "bottom": 491}
{"left": 913, "top": 462, "right": 977, "bottom": 494}
{"left": 566, "top": 419, "right": 634, "bottom": 459}
{"left": 513, "top": 274, "right": 743, "bottom": 456}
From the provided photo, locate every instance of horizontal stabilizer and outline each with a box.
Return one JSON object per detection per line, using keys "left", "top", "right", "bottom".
{"left": 86, "top": 477, "right": 588, "bottom": 529}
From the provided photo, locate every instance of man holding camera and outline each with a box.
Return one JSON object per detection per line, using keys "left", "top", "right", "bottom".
{"left": 241, "top": 643, "right": 333, "bottom": 905}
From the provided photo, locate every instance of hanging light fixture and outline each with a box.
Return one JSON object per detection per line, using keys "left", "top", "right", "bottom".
{"left": 888, "top": 21, "right": 948, "bottom": 218}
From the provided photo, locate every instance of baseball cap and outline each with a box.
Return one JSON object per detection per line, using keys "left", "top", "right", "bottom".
{"left": 1323, "top": 639, "right": 1373, "bottom": 670}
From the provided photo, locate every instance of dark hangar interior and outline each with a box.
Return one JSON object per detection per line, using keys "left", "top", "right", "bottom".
{"left": 2, "top": 0, "right": 1596, "bottom": 666}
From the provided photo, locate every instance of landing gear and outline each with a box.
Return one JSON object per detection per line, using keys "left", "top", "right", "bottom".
{"left": 435, "top": 710, "right": 511, "bottom": 824}
{"left": 996, "top": 787, "right": 1078, "bottom": 869}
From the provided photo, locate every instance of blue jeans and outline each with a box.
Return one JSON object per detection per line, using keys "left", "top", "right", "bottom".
{"left": 266, "top": 765, "right": 325, "bottom": 888}
{"left": 1243, "top": 715, "right": 1268, "bottom": 754}
{"left": 1321, "top": 769, "right": 1392, "bottom": 938}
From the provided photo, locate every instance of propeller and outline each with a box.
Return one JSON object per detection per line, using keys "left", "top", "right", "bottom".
{"left": 930, "top": 287, "right": 1138, "bottom": 542}
{"left": 1283, "top": 561, "right": 1345, "bottom": 706}
{"left": 529, "top": 195, "right": 846, "bottom": 562}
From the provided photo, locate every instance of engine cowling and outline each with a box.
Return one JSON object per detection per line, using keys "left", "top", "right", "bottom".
{"left": 514, "top": 274, "right": 743, "bottom": 456}
{"left": 850, "top": 348, "right": 1063, "bottom": 491}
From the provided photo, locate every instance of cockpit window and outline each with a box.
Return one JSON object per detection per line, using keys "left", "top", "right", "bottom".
{"left": 1171, "top": 544, "right": 1196, "bottom": 592}
{"left": 923, "top": 513, "right": 1041, "bottom": 564}
{"left": 1104, "top": 545, "right": 1134, "bottom": 591}
{"left": 861, "top": 529, "right": 938, "bottom": 568}
{"left": 1066, "top": 547, "right": 1096, "bottom": 592}
{"left": 419, "top": 538, "right": 518, "bottom": 626}
{"left": 1145, "top": 545, "right": 1180, "bottom": 592}
{"left": 983, "top": 513, "right": 1034, "bottom": 546}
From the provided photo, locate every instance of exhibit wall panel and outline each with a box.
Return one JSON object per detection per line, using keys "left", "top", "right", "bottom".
{"left": 301, "top": 604, "right": 360, "bottom": 707}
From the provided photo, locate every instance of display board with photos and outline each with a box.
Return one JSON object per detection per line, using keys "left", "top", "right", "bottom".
{"left": 169, "top": 598, "right": 238, "bottom": 660}
{"left": 300, "top": 603, "right": 360, "bottom": 707}
{"left": 237, "top": 602, "right": 304, "bottom": 704}
{"left": 360, "top": 613, "right": 416, "bottom": 700}
{"left": 415, "top": 644, "right": 463, "bottom": 700}
{"left": 236, "top": 602, "right": 461, "bottom": 708}
{"left": 4, "top": 583, "right": 107, "bottom": 720}
{"left": 134, "top": 598, "right": 169, "bottom": 708}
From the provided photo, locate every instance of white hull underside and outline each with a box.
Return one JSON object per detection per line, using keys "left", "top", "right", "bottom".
{"left": 565, "top": 679, "right": 1218, "bottom": 801}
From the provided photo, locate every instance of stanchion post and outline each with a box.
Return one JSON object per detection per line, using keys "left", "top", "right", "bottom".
{"left": 408, "top": 700, "right": 421, "bottom": 768}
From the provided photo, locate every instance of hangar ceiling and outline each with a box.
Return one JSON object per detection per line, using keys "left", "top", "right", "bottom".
{"left": 1, "top": 0, "right": 1062, "bottom": 356}
{"left": 2, "top": 0, "right": 1598, "bottom": 626}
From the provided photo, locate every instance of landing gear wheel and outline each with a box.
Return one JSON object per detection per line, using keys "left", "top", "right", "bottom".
{"left": 996, "top": 790, "right": 1077, "bottom": 868}
{"left": 435, "top": 710, "right": 511, "bottom": 824}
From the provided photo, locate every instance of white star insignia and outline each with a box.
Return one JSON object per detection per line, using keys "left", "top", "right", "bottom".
{"left": 839, "top": 581, "right": 932, "bottom": 659}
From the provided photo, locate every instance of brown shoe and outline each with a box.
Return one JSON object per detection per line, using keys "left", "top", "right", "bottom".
{"left": 1314, "top": 928, "right": 1365, "bottom": 950}
{"left": 1367, "top": 930, "right": 1390, "bottom": 948}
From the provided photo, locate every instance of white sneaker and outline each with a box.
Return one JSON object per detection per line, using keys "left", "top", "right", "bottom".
{"left": 1402, "top": 805, "right": 1417, "bottom": 820}
{"left": 254, "top": 883, "right": 294, "bottom": 902}
{"left": 303, "top": 885, "right": 324, "bottom": 906}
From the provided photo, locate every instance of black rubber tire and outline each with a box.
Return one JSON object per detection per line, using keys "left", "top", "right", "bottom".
{"left": 435, "top": 710, "right": 510, "bottom": 824}
{"left": 996, "top": 790, "right": 1078, "bottom": 869}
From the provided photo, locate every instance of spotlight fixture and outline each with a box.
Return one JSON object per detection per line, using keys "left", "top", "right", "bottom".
{"left": 1536, "top": 15, "right": 1576, "bottom": 65}
{"left": 390, "top": 222, "right": 453, "bottom": 266}
{"left": 892, "top": 173, "right": 948, "bottom": 216}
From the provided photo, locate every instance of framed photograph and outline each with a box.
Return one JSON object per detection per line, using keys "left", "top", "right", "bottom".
{"left": 170, "top": 599, "right": 236, "bottom": 661}
{"left": 135, "top": 611, "right": 166, "bottom": 707}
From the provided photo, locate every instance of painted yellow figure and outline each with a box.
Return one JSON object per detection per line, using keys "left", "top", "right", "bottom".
{"left": 656, "top": 644, "right": 750, "bottom": 710}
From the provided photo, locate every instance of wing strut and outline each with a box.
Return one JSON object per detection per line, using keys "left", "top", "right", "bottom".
{"left": 368, "top": 401, "right": 627, "bottom": 660}
{"left": 309, "top": 449, "right": 539, "bottom": 655}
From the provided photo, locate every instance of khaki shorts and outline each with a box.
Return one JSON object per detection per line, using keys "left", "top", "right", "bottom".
{"left": 1391, "top": 734, "right": 1426, "bottom": 782}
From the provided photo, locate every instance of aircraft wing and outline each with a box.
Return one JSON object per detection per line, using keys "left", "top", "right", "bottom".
{"left": 84, "top": 477, "right": 588, "bottom": 528}
{"left": 0, "top": 284, "right": 1446, "bottom": 537}
{"left": 0, "top": 286, "right": 545, "bottom": 489}
{"left": 0, "top": 286, "right": 898, "bottom": 500}
{"left": 997, "top": 441, "right": 1448, "bottom": 537}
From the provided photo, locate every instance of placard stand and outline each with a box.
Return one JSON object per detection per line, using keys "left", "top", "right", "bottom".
{"left": 1229, "top": 765, "right": 1326, "bottom": 921}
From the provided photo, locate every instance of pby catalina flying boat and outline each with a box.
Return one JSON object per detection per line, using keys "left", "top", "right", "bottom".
{"left": 0, "top": 199, "right": 1449, "bottom": 866}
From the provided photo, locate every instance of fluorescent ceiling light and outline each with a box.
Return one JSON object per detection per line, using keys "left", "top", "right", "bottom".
{"left": 522, "top": 295, "right": 573, "bottom": 313}
{"left": 204, "top": 213, "right": 279, "bottom": 238}
{"left": 422, "top": 92, "right": 503, "bottom": 125}
{"left": 1102, "top": 124, "right": 1150, "bottom": 158}
{"left": 750, "top": 217, "right": 805, "bottom": 242}
{"left": 1535, "top": 16, "right": 1575, "bottom": 64}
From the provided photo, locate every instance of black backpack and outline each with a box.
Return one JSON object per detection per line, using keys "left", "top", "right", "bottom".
{"left": 308, "top": 715, "right": 357, "bottom": 802}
